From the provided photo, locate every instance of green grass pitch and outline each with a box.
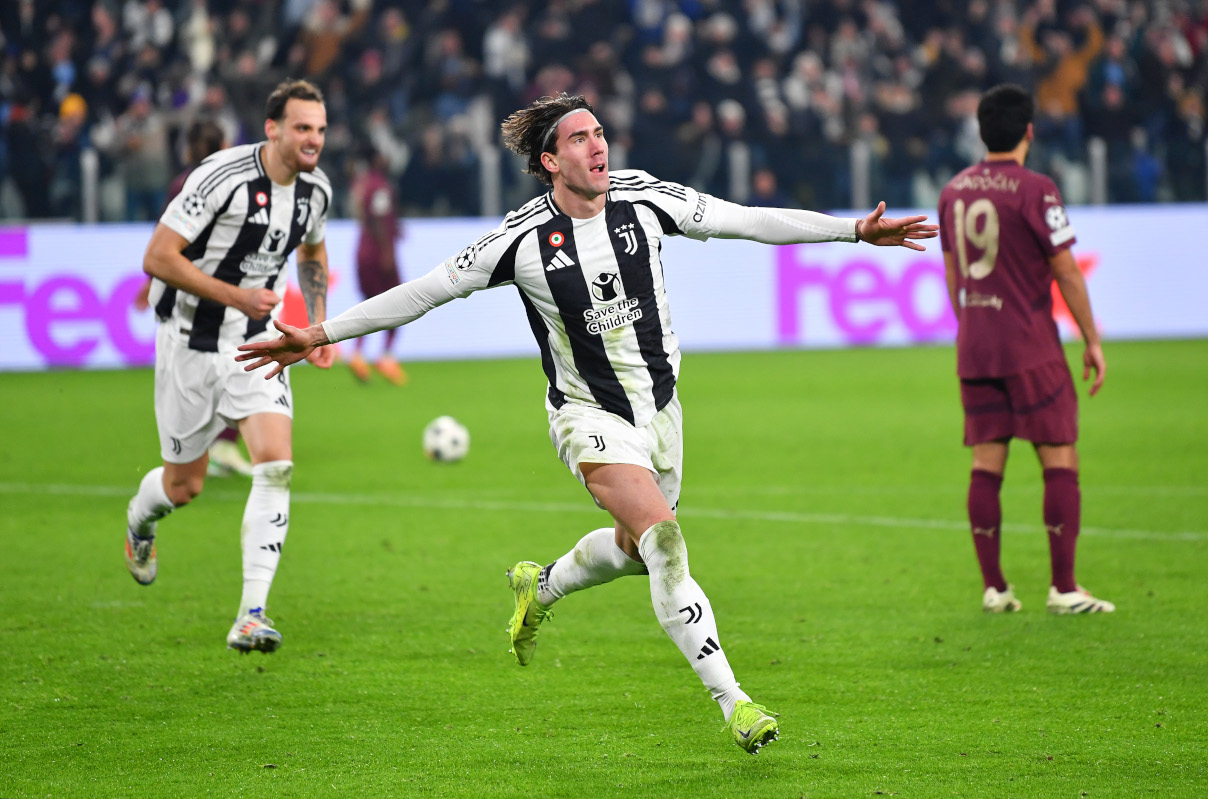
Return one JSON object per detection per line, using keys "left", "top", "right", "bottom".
{"left": 2, "top": 340, "right": 1205, "bottom": 797}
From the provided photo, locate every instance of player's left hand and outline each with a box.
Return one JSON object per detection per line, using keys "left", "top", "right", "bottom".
{"left": 857, "top": 202, "right": 940, "bottom": 251}
{"left": 307, "top": 343, "right": 336, "bottom": 369}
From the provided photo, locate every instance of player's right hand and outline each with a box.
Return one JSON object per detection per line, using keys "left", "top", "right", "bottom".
{"left": 236, "top": 320, "right": 323, "bottom": 379}
{"left": 240, "top": 288, "right": 281, "bottom": 320}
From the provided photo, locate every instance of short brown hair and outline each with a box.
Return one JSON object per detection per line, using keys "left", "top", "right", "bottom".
{"left": 265, "top": 79, "right": 324, "bottom": 122}
{"left": 500, "top": 93, "right": 595, "bottom": 186}
{"left": 184, "top": 118, "right": 226, "bottom": 165}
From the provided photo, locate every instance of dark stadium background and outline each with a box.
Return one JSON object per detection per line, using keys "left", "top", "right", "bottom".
{"left": 2, "top": 0, "right": 1205, "bottom": 223}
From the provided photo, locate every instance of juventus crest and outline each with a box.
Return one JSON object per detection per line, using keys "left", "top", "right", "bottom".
{"left": 613, "top": 222, "right": 638, "bottom": 255}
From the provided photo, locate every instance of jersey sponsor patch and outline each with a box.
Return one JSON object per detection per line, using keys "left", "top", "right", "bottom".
{"left": 591, "top": 272, "right": 619, "bottom": 302}
{"left": 583, "top": 296, "right": 642, "bottom": 334}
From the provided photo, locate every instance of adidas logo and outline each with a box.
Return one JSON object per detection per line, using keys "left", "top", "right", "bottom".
{"left": 259, "top": 541, "right": 284, "bottom": 552}
{"left": 275, "top": 395, "right": 290, "bottom": 408}
{"left": 696, "top": 636, "right": 720, "bottom": 660}
{"left": 248, "top": 207, "right": 270, "bottom": 225}
{"left": 545, "top": 249, "right": 575, "bottom": 272}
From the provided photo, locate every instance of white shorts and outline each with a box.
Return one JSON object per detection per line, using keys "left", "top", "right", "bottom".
{"left": 153, "top": 324, "right": 293, "bottom": 463}
{"left": 548, "top": 395, "right": 683, "bottom": 511}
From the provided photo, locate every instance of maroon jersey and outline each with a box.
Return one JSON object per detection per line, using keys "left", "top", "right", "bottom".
{"left": 163, "top": 166, "right": 195, "bottom": 210}
{"left": 939, "top": 160, "right": 1075, "bottom": 378}
{"left": 354, "top": 169, "right": 399, "bottom": 268}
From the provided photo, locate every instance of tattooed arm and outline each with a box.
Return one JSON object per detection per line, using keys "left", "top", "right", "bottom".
{"left": 294, "top": 240, "right": 335, "bottom": 369}
{"left": 296, "top": 240, "right": 329, "bottom": 324}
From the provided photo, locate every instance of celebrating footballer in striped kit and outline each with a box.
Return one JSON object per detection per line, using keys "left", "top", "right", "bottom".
{"left": 124, "top": 79, "right": 335, "bottom": 655}
{"left": 238, "top": 92, "right": 937, "bottom": 751}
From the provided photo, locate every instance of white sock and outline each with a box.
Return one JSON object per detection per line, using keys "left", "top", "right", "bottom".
{"left": 127, "top": 466, "right": 175, "bottom": 537}
{"left": 536, "top": 527, "right": 647, "bottom": 606}
{"left": 238, "top": 460, "right": 292, "bottom": 617}
{"left": 639, "top": 520, "right": 750, "bottom": 721}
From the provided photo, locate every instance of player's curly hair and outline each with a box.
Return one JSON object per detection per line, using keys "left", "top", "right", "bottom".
{"left": 977, "top": 84, "right": 1033, "bottom": 153}
{"left": 500, "top": 93, "right": 595, "bottom": 187}
{"left": 265, "top": 79, "right": 325, "bottom": 122}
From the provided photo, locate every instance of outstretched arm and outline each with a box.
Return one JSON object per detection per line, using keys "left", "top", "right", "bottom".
{"left": 710, "top": 199, "right": 938, "bottom": 250}
{"left": 235, "top": 319, "right": 329, "bottom": 379}
{"left": 238, "top": 262, "right": 457, "bottom": 379}
{"left": 854, "top": 201, "right": 940, "bottom": 251}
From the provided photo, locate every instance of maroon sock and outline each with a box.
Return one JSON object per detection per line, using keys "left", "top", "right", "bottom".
{"left": 1044, "top": 468, "right": 1080, "bottom": 593}
{"left": 217, "top": 427, "right": 239, "bottom": 443}
{"left": 968, "top": 469, "right": 1006, "bottom": 591}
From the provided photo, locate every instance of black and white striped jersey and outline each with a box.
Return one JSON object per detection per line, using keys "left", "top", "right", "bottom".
{"left": 153, "top": 142, "right": 331, "bottom": 352}
{"left": 440, "top": 169, "right": 722, "bottom": 428}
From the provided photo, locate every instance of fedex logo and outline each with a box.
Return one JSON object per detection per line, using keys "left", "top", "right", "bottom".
{"left": 774, "top": 245, "right": 1101, "bottom": 346}
{"left": 0, "top": 272, "right": 155, "bottom": 367}
{"left": 776, "top": 245, "right": 955, "bottom": 346}
{"left": 0, "top": 228, "right": 156, "bottom": 367}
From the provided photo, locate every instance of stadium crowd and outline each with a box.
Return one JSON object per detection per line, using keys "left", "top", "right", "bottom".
{"left": 1, "top": 0, "right": 1205, "bottom": 221}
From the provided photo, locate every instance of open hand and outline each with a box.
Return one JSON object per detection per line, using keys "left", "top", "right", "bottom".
{"left": 235, "top": 319, "right": 325, "bottom": 379}
{"left": 857, "top": 202, "right": 940, "bottom": 251}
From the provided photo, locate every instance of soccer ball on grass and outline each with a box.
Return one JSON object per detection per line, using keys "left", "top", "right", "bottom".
{"left": 422, "top": 415, "right": 470, "bottom": 462}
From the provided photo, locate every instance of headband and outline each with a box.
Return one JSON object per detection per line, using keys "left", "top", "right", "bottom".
{"left": 540, "top": 108, "right": 591, "bottom": 152}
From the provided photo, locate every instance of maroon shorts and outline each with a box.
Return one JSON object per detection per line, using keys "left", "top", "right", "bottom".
{"left": 960, "top": 359, "right": 1077, "bottom": 446}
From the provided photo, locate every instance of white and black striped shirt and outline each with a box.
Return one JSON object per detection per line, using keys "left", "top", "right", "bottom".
{"left": 154, "top": 142, "right": 331, "bottom": 352}
{"left": 438, "top": 169, "right": 721, "bottom": 427}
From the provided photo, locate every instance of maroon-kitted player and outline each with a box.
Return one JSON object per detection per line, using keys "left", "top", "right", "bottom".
{"left": 940, "top": 84, "right": 1114, "bottom": 615}
{"left": 346, "top": 146, "right": 406, "bottom": 385}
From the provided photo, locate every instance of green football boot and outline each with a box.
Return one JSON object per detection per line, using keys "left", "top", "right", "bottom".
{"left": 506, "top": 561, "right": 552, "bottom": 666}
{"left": 727, "top": 700, "right": 780, "bottom": 754}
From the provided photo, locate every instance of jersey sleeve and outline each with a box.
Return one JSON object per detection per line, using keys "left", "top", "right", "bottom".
{"left": 435, "top": 217, "right": 528, "bottom": 298}
{"left": 304, "top": 183, "right": 330, "bottom": 245}
{"left": 1026, "top": 177, "right": 1076, "bottom": 256}
{"left": 610, "top": 170, "right": 721, "bottom": 241}
{"left": 160, "top": 162, "right": 232, "bottom": 242}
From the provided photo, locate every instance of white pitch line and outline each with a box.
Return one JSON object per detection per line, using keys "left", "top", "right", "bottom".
{"left": 698, "top": 483, "right": 1208, "bottom": 498}
{"left": 1, "top": 482, "right": 1205, "bottom": 542}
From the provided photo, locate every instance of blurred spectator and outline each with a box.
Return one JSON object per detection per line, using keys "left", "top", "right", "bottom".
{"left": 1021, "top": 4, "right": 1103, "bottom": 163}
{"left": 50, "top": 92, "right": 89, "bottom": 219}
{"left": 112, "top": 87, "right": 170, "bottom": 221}
{"left": 1167, "top": 90, "right": 1207, "bottom": 201}
{"left": 2, "top": 0, "right": 1206, "bottom": 221}
{"left": 5, "top": 94, "right": 52, "bottom": 217}
{"left": 749, "top": 166, "right": 795, "bottom": 208}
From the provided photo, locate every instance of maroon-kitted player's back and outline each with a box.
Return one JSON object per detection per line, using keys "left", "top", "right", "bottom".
{"left": 939, "top": 160, "right": 1075, "bottom": 378}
